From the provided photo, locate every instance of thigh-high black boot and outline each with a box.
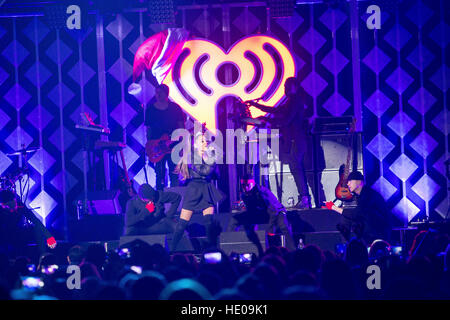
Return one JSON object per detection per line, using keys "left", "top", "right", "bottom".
{"left": 204, "top": 214, "right": 220, "bottom": 249}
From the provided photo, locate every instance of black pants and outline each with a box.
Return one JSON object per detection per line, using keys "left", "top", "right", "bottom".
{"left": 280, "top": 142, "right": 309, "bottom": 197}
{"left": 125, "top": 217, "right": 175, "bottom": 236}
{"left": 155, "top": 154, "right": 179, "bottom": 191}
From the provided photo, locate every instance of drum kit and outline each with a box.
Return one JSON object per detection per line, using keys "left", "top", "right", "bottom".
{"left": 0, "top": 145, "right": 39, "bottom": 212}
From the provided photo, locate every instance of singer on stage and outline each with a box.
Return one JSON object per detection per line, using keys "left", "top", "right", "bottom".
{"left": 171, "top": 133, "right": 225, "bottom": 251}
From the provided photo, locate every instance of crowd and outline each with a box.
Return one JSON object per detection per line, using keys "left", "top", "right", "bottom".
{"left": 0, "top": 228, "right": 449, "bottom": 300}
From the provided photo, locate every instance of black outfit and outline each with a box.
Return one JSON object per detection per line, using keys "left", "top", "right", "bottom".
{"left": 145, "top": 101, "right": 186, "bottom": 190}
{"left": 0, "top": 191, "right": 53, "bottom": 256}
{"left": 230, "top": 185, "right": 295, "bottom": 255}
{"left": 181, "top": 152, "right": 225, "bottom": 211}
{"left": 339, "top": 185, "right": 392, "bottom": 244}
{"left": 124, "top": 190, "right": 181, "bottom": 236}
{"left": 171, "top": 151, "right": 225, "bottom": 251}
{"left": 256, "top": 93, "right": 309, "bottom": 199}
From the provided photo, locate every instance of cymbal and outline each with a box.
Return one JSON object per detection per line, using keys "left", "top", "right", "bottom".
{"left": 6, "top": 147, "right": 40, "bottom": 156}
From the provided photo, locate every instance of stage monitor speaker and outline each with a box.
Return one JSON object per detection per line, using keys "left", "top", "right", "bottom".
{"left": 77, "top": 240, "right": 120, "bottom": 253}
{"left": 287, "top": 209, "right": 343, "bottom": 234}
{"left": 119, "top": 234, "right": 166, "bottom": 248}
{"left": 166, "top": 234, "right": 195, "bottom": 252}
{"left": 219, "top": 230, "right": 267, "bottom": 255}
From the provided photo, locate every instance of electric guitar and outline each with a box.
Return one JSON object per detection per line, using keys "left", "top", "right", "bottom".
{"left": 145, "top": 134, "right": 177, "bottom": 163}
{"left": 335, "top": 119, "right": 356, "bottom": 201}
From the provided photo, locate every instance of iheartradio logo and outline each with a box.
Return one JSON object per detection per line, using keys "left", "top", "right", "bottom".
{"left": 162, "top": 35, "right": 297, "bottom": 134}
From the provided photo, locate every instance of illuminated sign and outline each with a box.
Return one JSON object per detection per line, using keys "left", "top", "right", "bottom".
{"left": 162, "top": 35, "right": 296, "bottom": 133}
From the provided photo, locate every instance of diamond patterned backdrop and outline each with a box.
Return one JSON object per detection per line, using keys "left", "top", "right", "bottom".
{"left": 0, "top": 0, "right": 448, "bottom": 238}
{"left": 360, "top": 0, "right": 448, "bottom": 224}
{"left": 0, "top": 15, "right": 101, "bottom": 238}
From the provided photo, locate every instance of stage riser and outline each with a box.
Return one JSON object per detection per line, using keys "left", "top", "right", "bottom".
{"left": 68, "top": 209, "right": 364, "bottom": 254}
{"left": 69, "top": 209, "right": 343, "bottom": 239}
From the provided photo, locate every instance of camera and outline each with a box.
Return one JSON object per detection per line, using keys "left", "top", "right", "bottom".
{"left": 117, "top": 247, "right": 131, "bottom": 259}
{"left": 27, "top": 264, "right": 36, "bottom": 273}
{"left": 391, "top": 246, "right": 402, "bottom": 256}
{"left": 239, "top": 253, "right": 252, "bottom": 264}
{"left": 130, "top": 265, "right": 143, "bottom": 274}
{"left": 21, "top": 277, "right": 44, "bottom": 290}
{"left": 203, "top": 252, "right": 222, "bottom": 264}
{"left": 41, "top": 265, "right": 59, "bottom": 275}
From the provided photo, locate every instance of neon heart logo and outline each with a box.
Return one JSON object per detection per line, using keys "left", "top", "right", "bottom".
{"left": 162, "top": 35, "right": 296, "bottom": 134}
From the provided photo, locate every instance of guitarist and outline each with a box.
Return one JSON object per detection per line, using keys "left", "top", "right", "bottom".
{"left": 145, "top": 84, "right": 187, "bottom": 190}
{"left": 245, "top": 77, "right": 311, "bottom": 209}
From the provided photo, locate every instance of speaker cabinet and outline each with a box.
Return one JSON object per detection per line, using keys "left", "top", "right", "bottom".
{"left": 165, "top": 234, "right": 194, "bottom": 252}
{"left": 119, "top": 234, "right": 166, "bottom": 248}
{"left": 219, "top": 230, "right": 267, "bottom": 255}
{"left": 287, "top": 209, "right": 343, "bottom": 234}
{"left": 318, "top": 133, "right": 363, "bottom": 171}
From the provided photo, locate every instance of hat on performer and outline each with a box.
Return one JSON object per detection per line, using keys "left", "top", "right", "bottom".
{"left": 138, "top": 184, "right": 158, "bottom": 201}
{"left": 128, "top": 28, "right": 190, "bottom": 95}
{"left": 347, "top": 171, "right": 364, "bottom": 181}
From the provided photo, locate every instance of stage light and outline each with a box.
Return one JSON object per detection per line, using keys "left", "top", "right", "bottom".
{"left": 268, "top": 0, "right": 296, "bottom": 18}
{"left": 43, "top": 3, "right": 67, "bottom": 30}
{"left": 149, "top": 0, "right": 175, "bottom": 24}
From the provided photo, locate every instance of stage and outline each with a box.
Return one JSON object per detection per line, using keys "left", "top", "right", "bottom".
{"left": 65, "top": 208, "right": 423, "bottom": 256}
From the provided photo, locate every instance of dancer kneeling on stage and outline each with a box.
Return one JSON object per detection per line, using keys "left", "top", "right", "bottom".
{"left": 124, "top": 184, "right": 181, "bottom": 236}
{"left": 230, "top": 175, "right": 295, "bottom": 256}
{"left": 171, "top": 133, "right": 224, "bottom": 252}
